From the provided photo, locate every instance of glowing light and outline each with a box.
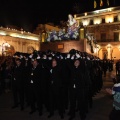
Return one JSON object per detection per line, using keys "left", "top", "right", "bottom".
{"left": 82, "top": 19, "right": 90, "bottom": 26}
{"left": 107, "top": 44, "right": 111, "bottom": 49}
{"left": 93, "top": 17, "right": 102, "bottom": 24}
{"left": 74, "top": 14, "right": 76, "bottom": 18}
{"left": 118, "top": 13, "right": 120, "bottom": 21}
{"left": 0, "top": 27, "right": 40, "bottom": 41}
{"left": 94, "top": 8, "right": 113, "bottom": 14}
{"left": 118, "top": 46, "right": 120, "bottom": 51}
{"left": 108, "top": 8, "right": 112, "bottom": 11}
{"left": 94, "top": 10, "right": 99, "bottom": 14}
{"left": 0, "top": 31, "right": 7, "bottom": 35}
{"left": 9, "top": 33, "right": 39, "bottom": 40}
{"left": 84, "top": 12, "right": 87, "bottom": 16}
{"left": 105, "top": 15, "right": 114, "bottom": 23}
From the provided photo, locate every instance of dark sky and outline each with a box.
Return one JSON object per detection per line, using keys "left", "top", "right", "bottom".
{"left": 0, "top": 0, "right": 90, "bottom": 32}
{"left": 0, "top": 0, "right": 119, "bottom": 32}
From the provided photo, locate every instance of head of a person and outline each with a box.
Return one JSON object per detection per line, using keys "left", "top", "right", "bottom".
{"left": 68, "top": 14, "right": 73, "bottom": 20}
{"left": 31, "top": 59, "right": 38, "bottom": 68}
{"left": 52, "top": 59, "right": 57, "bottom": 68}
{"left": 15, "top": 58, "right": 21, "bottom": 66}
{"left": 74, "top": 59, "right": 80, "bottom": 68}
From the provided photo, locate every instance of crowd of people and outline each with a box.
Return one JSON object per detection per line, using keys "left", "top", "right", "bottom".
{"left": 0, "top": 49, "right": 115, "bottom": 120}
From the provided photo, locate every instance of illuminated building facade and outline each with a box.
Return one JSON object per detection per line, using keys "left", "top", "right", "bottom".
{"left": 0, "top": 27, "right": 40, "bottom": 56}
{"left": 74, "top": 6, "right": 120, "bottom": 60}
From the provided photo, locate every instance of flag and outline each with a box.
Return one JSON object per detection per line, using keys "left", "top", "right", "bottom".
{"left": 107, "top": 0, "right": 109, "bottom": 6}
{"left": 100, "top": 0, "right": 103, "bottom": 7}
{"left": 94, "top": 0, "right": 97, "bottom": 8}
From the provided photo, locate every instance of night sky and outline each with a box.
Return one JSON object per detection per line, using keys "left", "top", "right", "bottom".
{"left": 0, "top": 0, "right": 119, "bottom": 32}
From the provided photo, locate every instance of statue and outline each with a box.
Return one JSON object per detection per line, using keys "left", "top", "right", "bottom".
{"left": 64, "top": 14, "right": 79, "bottom": 40}
{"left": 45, "top": 14, "right": 80, "bottom": 41}
{"left": 67, "top": 14, "right": 79, "bottom": 31}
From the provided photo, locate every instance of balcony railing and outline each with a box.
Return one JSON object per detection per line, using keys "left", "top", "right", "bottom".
{"left": 97, "top": 39, "right": 120, "bottom": 42}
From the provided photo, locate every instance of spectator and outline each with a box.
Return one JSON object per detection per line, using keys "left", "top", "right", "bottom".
{"left": 106, "top": 75, "right": 120, "bottom": 120}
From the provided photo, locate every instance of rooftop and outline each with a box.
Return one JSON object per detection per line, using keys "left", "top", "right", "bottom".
{"left": 75, "top": 6, "right": 120, "bottom": 19}
{"left": 0, "top": 27, "right": 40, "bottom": 41}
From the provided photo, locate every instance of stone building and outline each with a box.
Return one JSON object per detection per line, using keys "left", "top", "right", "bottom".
{"left": 0, "top": 27, "right": 40, "bottom": 56}
{"left": 74, "top": 6, "right": 120, "bottom": 60}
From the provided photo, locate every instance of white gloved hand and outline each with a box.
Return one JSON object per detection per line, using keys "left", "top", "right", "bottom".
{"left": 67, "top": 54, "right": 70, "bottom": 58}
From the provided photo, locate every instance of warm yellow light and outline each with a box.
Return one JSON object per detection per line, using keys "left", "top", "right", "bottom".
{"left": 107, "top": 44, "right": 111, "bottom": 49}
{"left": 84, "top": 12, "right": 87, "bottom": 16}
{"left": 118, "top": 13, "right": 120, "bottom": 21}
{"left": 105, "top": 15, "right": 114, "bottom": 23}
{"left": 74, "top": 14, "right": 76, "bottom": 18}
{"left": 94, "top": 48, "right": 97, "bottom": 53}
{"left": 108, "top": 8, "right": 112, "bottom": 11}
{"left": 95, "top": 10, "right": 99, "bottom": 14}
{"left": 0, "top": 31, "right": 7, "bottom": 35}
{"left": 94, "top": 17, "right": 102, "bottom": 24}
{"left": 0, "top": 28, "right": 39, "bottom": 41}
{"left": 82, "top": 19, "right": 90, "bottom": 26}
{"left": 9, "top": 33, "right": 39, "bottom": 40}
{"left": 118, "top": 46, "right": 120, "bottom": 51}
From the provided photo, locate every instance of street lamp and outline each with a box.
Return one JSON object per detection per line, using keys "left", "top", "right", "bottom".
{"left": 1, "top": 42, "right": 10, "bottom": 56}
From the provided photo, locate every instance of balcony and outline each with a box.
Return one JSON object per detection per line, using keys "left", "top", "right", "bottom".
{"left": 97, "top": 39, "right": 120, "bottom": 42}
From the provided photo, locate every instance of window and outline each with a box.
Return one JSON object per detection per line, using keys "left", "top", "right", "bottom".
{"left": 89, "top": 19, "right": 93, "bottom": 25}
{"left": 102, "top": 18, "right": 105, "bottom": 23}
{"left": 101, "top": 33, "right": 106, "bottom": 42}
{"left": 114, "top": 16, "right": 118, "bottom": 22}
{"left": 114, "top": 32, "right": 119, "bottom": 41}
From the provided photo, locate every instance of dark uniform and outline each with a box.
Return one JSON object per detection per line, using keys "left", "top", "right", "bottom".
{"left": 102, "top": 60, "right": 108, "bottom": 77}
{"left": 60, "top": 58, "right": 70, "bottom": 110}
{"left": 67, "top": 58, "right": 90, "bottom": 120}
{"left": 41, "top": 58, "right": 50, "bottom": 112}
{"left": 28, "top": 60, "right": 43, "bottom": 116}
{"left": 12, "top": 58, "right": 25, "bottom": 111}
{"left": 116, "top": 60, "right": 120, "bottom": 75}
{"left": 47, "top": 58, "right": 64, "bottom": 119}
{"left": 23, "top": 58, "right": 32, "bottom": 106}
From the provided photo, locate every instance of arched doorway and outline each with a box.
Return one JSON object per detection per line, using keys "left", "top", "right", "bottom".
{"left": 98, "top": 48, "right": 108, "bottom": 59}
{"left": 111, "top": 47, "right": 120, "bottom": 60}
{"left": 27, "top": 46, "right": 34, "bottom": 54}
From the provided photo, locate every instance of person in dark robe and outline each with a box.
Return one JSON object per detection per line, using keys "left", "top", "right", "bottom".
{"left": 67, "top": 54, "right": 90, "bottom": 120}
{"left": 11, "top": 58, "right": 25, "bottom": 111}
{"left": 47, "top": 58, "right": 64, "bottom": 119}
{"left": 28, "top": 55, "right": 43, "bottom": 116}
